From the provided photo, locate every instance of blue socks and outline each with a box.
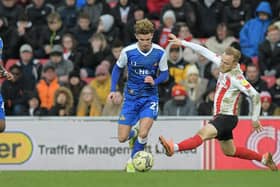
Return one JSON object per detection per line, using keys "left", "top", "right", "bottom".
{"left": 131, "top": 136, "right": 147, "bottom": 158}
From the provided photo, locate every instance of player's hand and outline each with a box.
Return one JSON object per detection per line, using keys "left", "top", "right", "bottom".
{"left": 6, "top": 72, "right": 14, "bottom": 81}
{"left": 108, "top": 92, "right": 122, "bottom": 104}
{"left": 252, "top": 120, "right": 263, "bottom": 133}
{"left": 168, "top": 33, "right": 182, "bottom": 46}
{"left": 144, "top": 76, "right": 155, "bottom": 85}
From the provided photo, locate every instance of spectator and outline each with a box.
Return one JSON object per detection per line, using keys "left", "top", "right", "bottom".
{"left": 174, "top": 22, "right": 200, "bottom": 64}
{"left": 66, "top": 71, "right": 86, "bottom": 114}
{"left": 1, "top": 64, "right": 34, "bottom": 115}
{"left": 223, "top": 0, "right": 252, "bottom": 37}
{"left": 76, "top": 85, "right": 102, "bottom": 116}
{"left": 36, "top": 12, "right": 66, "bottom": 58}
{"left": 106, "top": 39, "right": 123, "bottom": 71}
{"left": 239, "top": 1, "right": 272, "bottom": 57}
{"left": 96, "top": 14, "right": 120, "bottom": 43}
{"left": 195, "top": 0, "right": 224, "bottom": 37}
{"left": 0, "top": 0, "right": 24, "bottom": 27}
{"left": 123, "top": 5, "right": 146, "bottom": 45}
{"left": 25, "top": 0, "right": 55, "bottom": 29}
{"left": 161, "top": 0, "right": 197, "bottom": 35}
{"left": 81, "top": 0, "right": 111, "bottom": 29}
{"left": 45, "top": 44, "right": 74, "bottom": 84}
{"left": 26, "top": 91, "right": 48, "bottom": 116}
{"left": 206, "top": 63, "right": 219, "bottom": 90}
{"left": 49, "top": 86, "right": 74, "bottom": 116}
{"left": 154, "top": 10, "right": 176, "bottom": 49}
{"left": 57, "top": 0, "right": 79, "bottom": 30}
{"left": 195, "top": 52, "right": 214, "bottom": 80}
{"left": 245, "top": 63, "right": 268, "bottom": 92}
{"left": 181, "top": 64, "right": 208, "bottom": 106}
{"left": 205, "top": 23, "right": 236, "bottom": 55}
{"left": 36, "top": 64, "right": 60, "bottom": 111}
{"left": 112, "top": 0, "right": 135, "bottom": 40}
{"left": 239, "top": 63, "right": 269, "bottom": 115}
{"left": 14, "top": 13, "right": 38, "bottom": 58}
{"left": 260, "top": 91, "right": 280, "bottom": 116}
{"left": 61, "top": 33, "right": 82, "bottom": 72}
{"left": 70, "top": 12, "right": 95, "bottom": 53}
{"left": 166, "top": 43, "right": 188, "bottom": 84}
{"left": 16, "top": 44, "right": 42, "bottom": 85}
{"left": 269, "top": 74, "right": 280, "bottom": 107}
{"left": 158, "top": 76, "right": 175, "bottom": 114}
{"left": 163, "top": 84, "right": 197, "bottom": 116}
{"left": 258, "top": 25, "right": 280, "bottom": 75}
{"left": 89, "top": 64, "right": 111, "bottom": 108}
{"left": 79, "top": 33, "right": 110, "bottom": 78}
{"left": 198, "top": 87, "right": 215, "bottom": 115}
{"left": 0, "top": 16, "right": 18, "bottom": 61}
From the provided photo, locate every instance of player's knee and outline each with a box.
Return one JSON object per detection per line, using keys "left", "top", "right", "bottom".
{"left": 118, "top": 136, "right": 127, "bottom": 143}
{"left": 138, "top": 132, "right": 148, "bottom": 139}
{"left": 0, "top": 120, "right": 5, "bottom": 133}
{"left": 222, "top": 149, "right": 235, "bottom": 156}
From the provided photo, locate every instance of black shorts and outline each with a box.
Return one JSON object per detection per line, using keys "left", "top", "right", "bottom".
{"left": 209, "top": 114, "right": 238, "bottom": 141}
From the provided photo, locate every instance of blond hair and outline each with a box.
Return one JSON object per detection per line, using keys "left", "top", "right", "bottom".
{"left": 76, "top": 86, "right": 102, "bottom": 116}
{"left": 134, "top": 18, "right": 155, "bottom": 35}
{"left": 224, "top": 47, "right": 241, "bottom": 63}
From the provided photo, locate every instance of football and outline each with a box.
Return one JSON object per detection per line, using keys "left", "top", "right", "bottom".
{"left": 132, "top": 151, "right": 154, "bottom": 172}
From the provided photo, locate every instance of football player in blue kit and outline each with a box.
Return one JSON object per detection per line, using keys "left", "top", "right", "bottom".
{"left": 109, "top": 19, "right": 168, "bottom": 172}
{"left": 0, "top": 37, "right": 14, "bottom": 133}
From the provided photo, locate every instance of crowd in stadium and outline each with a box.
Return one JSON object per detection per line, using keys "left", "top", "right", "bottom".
{"left": 0, "top": 0, "right": 280, "bottom": 116}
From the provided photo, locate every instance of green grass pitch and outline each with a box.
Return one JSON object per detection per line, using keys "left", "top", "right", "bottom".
{"left": 0, "top": 170, "right": 278, "bottom": 187}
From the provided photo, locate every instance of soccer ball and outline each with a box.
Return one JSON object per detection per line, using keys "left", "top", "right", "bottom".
{"left": 132, "top": 151, "right": 154, "bottom": 172}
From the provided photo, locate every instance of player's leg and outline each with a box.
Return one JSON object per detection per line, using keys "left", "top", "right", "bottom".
{"left": 117, "top": 98, "right": 140, "bottom": 172}
{"left": 130, "top": 96, "right": 158, "bottom": 158}
{"left": 118, "top": 124, "right": 132, "bottom": 143}
{"left": 159, "top": 122, "right": 217, "bottom": 156}
{"left": 219, "top": 140, "right": 278, "bottom": 171}
{"left": 117, "top": 99, "right": 139, "bottom": 143}
{"left": 130, "top": 117, "right": 153, "bottom": 158}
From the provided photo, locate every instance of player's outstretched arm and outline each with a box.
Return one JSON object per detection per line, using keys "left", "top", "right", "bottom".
{"left": 168, "top": 34, "right": 220, "bottom": 65}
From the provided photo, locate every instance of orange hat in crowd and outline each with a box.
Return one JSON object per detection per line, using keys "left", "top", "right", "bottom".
{"left": 260, "top": 91, "right": 272, "bottom": 103}
{"left": 172, "top": 84, "right": 187, "bottom": 97}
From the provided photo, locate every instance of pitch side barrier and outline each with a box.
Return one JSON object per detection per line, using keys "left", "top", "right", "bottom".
{"left": 0, "top": 116, "right": 279, "bottom": 170}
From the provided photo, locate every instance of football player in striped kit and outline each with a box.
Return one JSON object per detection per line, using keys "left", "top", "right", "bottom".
{"left": 159, "top": 34, "right": 278, "bottom": 171}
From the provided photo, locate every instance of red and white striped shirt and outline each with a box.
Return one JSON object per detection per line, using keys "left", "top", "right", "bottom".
{"left": 181, "top": 40, "right": 261, "bottom": 121}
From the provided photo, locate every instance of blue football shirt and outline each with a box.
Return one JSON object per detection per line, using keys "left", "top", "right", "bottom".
{"left": 116, "top": 43, "right": 167, "bottom": 97}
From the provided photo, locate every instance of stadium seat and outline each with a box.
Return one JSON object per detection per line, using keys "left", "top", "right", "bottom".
{"left": 261, "top": 75, "right": 276, "bottom": 88}
{"left": 5, "top": 59, "right": 19, "bottom": 70}
{"left": 108, "top": 1, "right": 117, "bottom": 8}
{"left": 251, "top": 56, "right": 259, "bottom": 68}
{"left": 39, "top": 59, "right": 49, "bottom": 65}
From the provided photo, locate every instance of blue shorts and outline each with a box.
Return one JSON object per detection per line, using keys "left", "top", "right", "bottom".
{"left": 0, "top": 96, "right": 5, "bottom": 120}
{"left": 118, "top": 95, "right": 158, "bottom": 126}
